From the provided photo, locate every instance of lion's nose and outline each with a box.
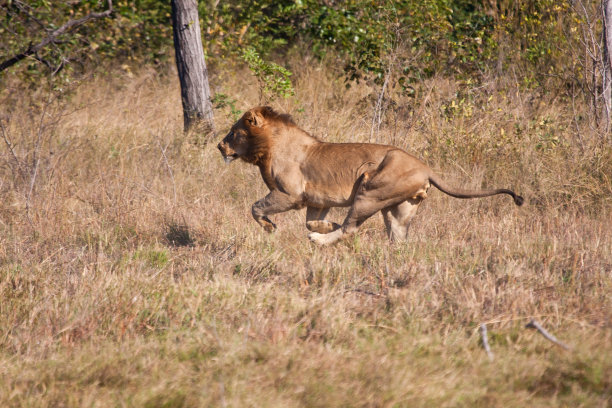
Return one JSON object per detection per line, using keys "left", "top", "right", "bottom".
{"left": 217, "top": 142, "right": 224, "bottom": 152}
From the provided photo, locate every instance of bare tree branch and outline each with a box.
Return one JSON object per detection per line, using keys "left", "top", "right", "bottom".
{"left": 0, "top": 0, "right": 113, "bottom": 73}
{"left": 157, "top": 136, "right": 177, "bottom": 204}
{"left": 602, "top": 0, "right": 612, "bottom": 129}
{"left": 525, "top": 319, "right": 572, "bottom": 350}
{"left": 0, "top": 119, "right": 26, "bottom": 181}
{"left": 11, "top": 0, "right": 49, "bottom": 32}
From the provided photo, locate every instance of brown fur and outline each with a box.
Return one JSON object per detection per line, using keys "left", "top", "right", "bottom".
{"left": 218, "top": 106, "right": 523, "bottom": 244}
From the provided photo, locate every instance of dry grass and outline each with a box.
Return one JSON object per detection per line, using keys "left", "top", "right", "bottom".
{"left": 1, "top": 61, "right": 611, "bottom": 407}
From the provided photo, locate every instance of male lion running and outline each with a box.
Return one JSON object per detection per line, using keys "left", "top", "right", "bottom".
{"left": 217, "top": 106, "right": 523, "bottom": 245}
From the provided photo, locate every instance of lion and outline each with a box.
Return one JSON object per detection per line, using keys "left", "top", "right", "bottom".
{"left": 217, "top": 106, "right": 523, "bottom": 245}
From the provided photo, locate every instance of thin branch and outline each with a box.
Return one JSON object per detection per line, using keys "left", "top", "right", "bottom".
{"left": 31, "top": 54, "right": 66, "bottom": 75}
{"left": 25, "top": 94, "right": 53, "bottom": 214}
{"left": 577, "top": 0, "right": 600, "bottom": 56}
{"left": 570, "top": 80, "right": 586, "bottom": 152}
{"left": 10, "top": 0, "right": 49, "bottom": 32}
{"left": 157, "top": 137, "right": 177, "bottom": 204}
{"left": 0, "top": 0, "right": 113, "bottom": 73}
{"left": 370, "top": 69, "right": 390, "bottom": 143}
{"left": 0, "top": 119, "right": 26, "bottom": 180}
{"left": 525, "top": 319, "right": 572, "bottom": 350}
{"left": 479, "top": 323, "right": 494, "bottom": 361}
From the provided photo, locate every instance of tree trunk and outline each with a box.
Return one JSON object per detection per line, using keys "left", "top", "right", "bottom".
{"left": 603, "top": 0, "right": 612, "bottom": 130}
{"left": 171, "top": 0, "right": 215, "bottom": 135}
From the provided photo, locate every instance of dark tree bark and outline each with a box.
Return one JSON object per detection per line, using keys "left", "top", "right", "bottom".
{"left": 171, "top": 0, "right": 215, "bottom": 135}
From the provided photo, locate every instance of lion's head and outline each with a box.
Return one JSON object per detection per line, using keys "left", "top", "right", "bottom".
{"left": 217, "top": 106, "right": 296, "bottom": 165}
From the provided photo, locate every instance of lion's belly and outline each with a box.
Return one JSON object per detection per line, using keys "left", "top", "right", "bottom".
{"left": 303, "top": 183, "right": 354, "bottom": 208}
{"left": 299, "top": 142, "right": 395, "bottom": 208}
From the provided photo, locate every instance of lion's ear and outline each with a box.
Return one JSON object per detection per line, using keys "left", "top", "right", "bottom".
{"left": 243, "top": 111, "right": 254, "bottom": 125}
{"left": 244, "top": 110, "right": 264, "bottom": 128}
{"left": 261, "top": 106, "right": 274, "bottom": 117}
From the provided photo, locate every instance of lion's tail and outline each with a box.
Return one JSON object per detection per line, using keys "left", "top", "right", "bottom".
{"left": 428, "top": 174, "right": 524, "bottom": 206}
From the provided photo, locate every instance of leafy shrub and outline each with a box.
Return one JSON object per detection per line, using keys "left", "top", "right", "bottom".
{"left": 242, "top": 47, "right": 294, "bottom": 102}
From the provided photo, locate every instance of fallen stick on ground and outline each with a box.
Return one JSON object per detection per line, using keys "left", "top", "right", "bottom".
{"left": 525, "top": 319, "right": 571, "bottom": 350}
{"left": 480, "top": 323, "right": 494, "bottom": 361}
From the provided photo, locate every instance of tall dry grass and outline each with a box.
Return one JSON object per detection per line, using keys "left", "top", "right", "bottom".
{"left": 0, "top": 60, "right": 611, "bottom": 407}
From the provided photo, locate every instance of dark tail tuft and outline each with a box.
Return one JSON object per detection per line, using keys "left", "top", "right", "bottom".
{"left": 514, "top": 195, "right": 524, "bottom": 206}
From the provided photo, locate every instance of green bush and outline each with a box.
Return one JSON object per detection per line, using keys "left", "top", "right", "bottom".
{"left": 242, "top": 47, "right": 294, "bottom": 102}
{"left": 0, "top": 0, "right": 587, "bottom": 92}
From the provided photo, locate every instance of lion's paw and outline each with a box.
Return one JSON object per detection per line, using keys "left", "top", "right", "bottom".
{"left": 306, "top": 220, "right": 341, "bottom": 234}
{"left": 308, "top": 230, "right": 343, "bottom": 245}
{"left": 258, "top": 216, "right": 276, "bottom": 233}
{"left": 308, "top": 232, "right": 328, "bottom": 245}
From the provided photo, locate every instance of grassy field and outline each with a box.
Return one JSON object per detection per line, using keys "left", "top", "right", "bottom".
{"left": 1, "top": 62, "right": 611, "bottom": 407}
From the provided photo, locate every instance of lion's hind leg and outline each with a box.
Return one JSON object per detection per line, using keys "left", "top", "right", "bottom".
{"left": 305, "top": 207, "right": 340, "bottom": 234}
{"left": 309, "top": 172, "right": 386, "bottom": 245}
{"left": 308, "top": 192, "right": 387, "bottom": 245}
{"left": 309, "top": 150, "right": 429, "bottom": 245}
{"left": 381, "top": 198, "right": 421, "bottom": 242}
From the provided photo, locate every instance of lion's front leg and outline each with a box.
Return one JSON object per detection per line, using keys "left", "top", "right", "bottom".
{"left": 252, "top": 190, "right": 301, "bottom": 233}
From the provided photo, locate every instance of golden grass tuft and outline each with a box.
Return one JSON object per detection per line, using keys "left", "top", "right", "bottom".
{"left": 0, "top": 62, "right": 611, "bottom": 406}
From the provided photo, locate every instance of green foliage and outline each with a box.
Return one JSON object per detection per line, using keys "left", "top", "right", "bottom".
{"left": 200, "top": 0, "right": 302, "bottom": 56}
{"left": 303, "top": 1, "right": 398, "bottom": 83}
{"left": 0, "top": 0, "right": 591, "bottom": 94}
{"left": 198, "top": 0, "right": 583, "bottom": 90}
{"left": 0, "top": 0, "right": 172, "bottom": 82}
{"left": 242, "top": 47, "right": 294, "bottom": 102}
{"left": 489, "top": 0, "right": 580, "bottom": 88}
{"left": 447, "top": 0, "right": 495, "bottom": 72}
{"left": 211, "top": 92, "right": 242, "bottom": 121}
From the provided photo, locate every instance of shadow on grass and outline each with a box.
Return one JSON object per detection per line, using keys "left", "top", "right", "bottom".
{"left": 165, "top": 221, "right": 195, "bottom": 247}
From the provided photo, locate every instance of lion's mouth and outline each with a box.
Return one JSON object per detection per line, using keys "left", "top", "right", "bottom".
{"left": 223, "top": 153, "right": 239, "bottom": 164}
{"left": 217, "top": 142, "right": 240, "bottom": 164}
